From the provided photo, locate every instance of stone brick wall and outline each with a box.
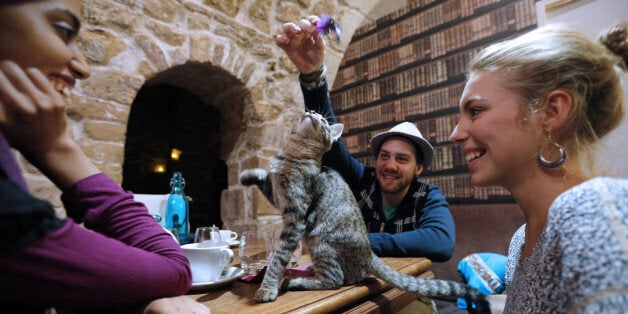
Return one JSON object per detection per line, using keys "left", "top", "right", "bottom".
{"left": 12, "top": 0, "right": 407, "bottom": 236}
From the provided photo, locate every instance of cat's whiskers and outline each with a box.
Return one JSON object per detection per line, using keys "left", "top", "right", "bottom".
{"left": 322, "top": 113, "right": 335, "bottom": 124}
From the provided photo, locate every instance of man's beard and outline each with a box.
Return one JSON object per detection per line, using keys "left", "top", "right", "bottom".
{"left": 378, "top": 174, "right": 412, "bottom": 196}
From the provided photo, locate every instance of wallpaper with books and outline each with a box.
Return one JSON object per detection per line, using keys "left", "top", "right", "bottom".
{"left": 331, "top": 0, "right": 539, "bottom": 204}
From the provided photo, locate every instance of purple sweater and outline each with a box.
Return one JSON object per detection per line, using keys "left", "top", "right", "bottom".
{"left": 0, "top": 136, "right": 192, "bottom": 309}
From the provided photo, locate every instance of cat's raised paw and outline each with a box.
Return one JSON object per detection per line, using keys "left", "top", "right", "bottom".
{"left": 254, "top": 287, "right": 278, "bottom": 302}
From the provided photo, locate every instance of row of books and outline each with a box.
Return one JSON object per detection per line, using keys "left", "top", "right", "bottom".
{"left": 353, "top": 0, "right": 505, "bottom": 43}
{"left": 402, "top": 81, "right": 465, "bottom": 117}
{"left": 335, "top": 37, "right": 440, "bottom": 85}
{"left": 335, "top": 83, "right": 465, "bottom": 135}
{"left": 430, "top": 144, "right": 465, "bottom": 172}
{"left": 344, "top": 0, "right": 535, "bottom": 67}
{"left": 422, "top": 173, "right": 512, "bottom": 200}
{"left": 344, "top": 129, "right": 385, "bottom": 156}
{"left": 354, "top": 0, "right": 442, "bottom": 36}
{"left": 354, "top": 0, "right": 529, "bottom": 39}
{"left": 330, "top": 48, "right": 479, "bottom": 113}
{"left": 416, "top": 113, "right": 460, "bottom": 145}
{"left": 335, "top": 1, "right": 535, "bottom": 89}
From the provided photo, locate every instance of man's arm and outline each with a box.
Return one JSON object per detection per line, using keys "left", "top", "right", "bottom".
{"left": 368, "top": 185, "right": 455, "bottom": 262}
{"left": 276, "top": 16, "right": 366, "bottom": 185}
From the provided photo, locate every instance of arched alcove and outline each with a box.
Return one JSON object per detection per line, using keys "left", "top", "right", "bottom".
{"left": 122, "top": 62, "right": 247, "bottom": 229}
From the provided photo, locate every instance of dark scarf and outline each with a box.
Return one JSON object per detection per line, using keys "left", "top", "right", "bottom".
{"left": 0, "top": 134, "right": 63, "bottom": 254}
{"left": 0, "top": 132, "right": 28, "bottom": 191}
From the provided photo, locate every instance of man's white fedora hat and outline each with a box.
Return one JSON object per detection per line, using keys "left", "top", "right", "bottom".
{"left": 369, "top": 122, "right": 434, "bottom": 169}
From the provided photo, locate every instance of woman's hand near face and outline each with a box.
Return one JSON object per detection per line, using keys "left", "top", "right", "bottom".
{"left": 0, "top": 61, "right": 69, "bottom": 157}
{"left": 0, "top": 60, "right": 99, "bottom": 189}
{"left": 275, "top": 16, "right": 326, "bottom": 74}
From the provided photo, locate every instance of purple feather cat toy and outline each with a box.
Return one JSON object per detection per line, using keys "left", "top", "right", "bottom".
{"left": 316, "top": 14, "right": 342, "bottom": 43}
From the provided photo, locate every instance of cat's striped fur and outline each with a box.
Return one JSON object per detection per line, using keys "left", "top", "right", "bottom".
{"left": 240, "top": 111, "right": 490, "bottom": 313}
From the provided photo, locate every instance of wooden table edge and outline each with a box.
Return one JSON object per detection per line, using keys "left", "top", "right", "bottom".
{"left": 285, "top": 258, "right": 432, "bottom": 314}
{"left": 340, "top": 270, "right": 436, "bottom": 314}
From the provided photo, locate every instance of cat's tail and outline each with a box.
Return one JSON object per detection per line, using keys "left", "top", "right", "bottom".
{"left": 240, "top": 168, "right": 267, "bottom": 186}
{"left": 370, "top": 253, "right": 491, "bottom": 314}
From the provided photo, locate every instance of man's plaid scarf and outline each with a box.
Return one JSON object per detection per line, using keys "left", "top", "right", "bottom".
{"left": 356, "top": 169, "right": 428, "bottom": 234}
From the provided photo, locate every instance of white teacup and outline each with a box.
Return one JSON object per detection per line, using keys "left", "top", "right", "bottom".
{"left": 181, "top": 243, "right": 234, "bottom": 283}
{"left": 219, "top": 230, "right": 238, "bottom": 243}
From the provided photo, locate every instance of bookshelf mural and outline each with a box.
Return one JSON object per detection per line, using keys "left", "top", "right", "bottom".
{"left": 330, "top": 0, "right": 538, "bottom": 204}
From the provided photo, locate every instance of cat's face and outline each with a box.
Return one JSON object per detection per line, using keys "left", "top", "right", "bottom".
{"left": 291, "top": 111, "right": 343, "bottom": 153}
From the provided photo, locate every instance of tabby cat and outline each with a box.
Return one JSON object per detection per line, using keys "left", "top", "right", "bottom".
{"left": 240, "top": 111, "right": 490, "bottom": 313}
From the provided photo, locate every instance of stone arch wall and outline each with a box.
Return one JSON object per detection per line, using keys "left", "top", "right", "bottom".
{"left": 122, "top": 63, "right": 232, "bottom": 229}
{"left": 15, "top": 0, "right": 408, "bottom": 234}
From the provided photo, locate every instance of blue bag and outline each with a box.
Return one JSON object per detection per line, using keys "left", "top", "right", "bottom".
{"left": 456, "top": 252, "right": 507, "bottom": 309}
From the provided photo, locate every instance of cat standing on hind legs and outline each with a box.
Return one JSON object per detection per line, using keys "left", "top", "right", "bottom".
{"left": 240, "top": 111, "right": 490, "bottom": 313}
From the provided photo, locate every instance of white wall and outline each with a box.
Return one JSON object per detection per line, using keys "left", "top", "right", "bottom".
{"left": 537, "top": 0, "right": 628, "bottom": 177}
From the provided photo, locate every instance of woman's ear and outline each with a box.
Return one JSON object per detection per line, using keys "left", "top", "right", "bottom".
{"left": 542, "top": 90, "right": 572, "bottom": 130}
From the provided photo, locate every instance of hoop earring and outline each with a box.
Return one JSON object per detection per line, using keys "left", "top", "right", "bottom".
{"left": 538, "top": 140, "right": 567, "bottom": 168}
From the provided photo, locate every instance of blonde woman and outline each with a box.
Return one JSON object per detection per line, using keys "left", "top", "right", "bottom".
{"left": 450, "top": 23, "right": 628, "bottom": 313}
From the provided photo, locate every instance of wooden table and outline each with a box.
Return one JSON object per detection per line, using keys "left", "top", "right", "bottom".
{"left": 187, "top": 254, "right": 433, "bottom": 313}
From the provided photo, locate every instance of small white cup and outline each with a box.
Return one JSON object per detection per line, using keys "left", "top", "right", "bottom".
{"left": 181, "top": 243, "right": 234, "bottom": 283}
{"left": 219, "top": 230, "right": 238, "bottom": 243}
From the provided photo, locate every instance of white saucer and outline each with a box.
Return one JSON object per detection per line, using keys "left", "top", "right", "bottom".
{"left": 228, "top": 239, "right": 240, "bottom": 247}
{"left": 189, "top": 266, "right": 244, "bottom": 291}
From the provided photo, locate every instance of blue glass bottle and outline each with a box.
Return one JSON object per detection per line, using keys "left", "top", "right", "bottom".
{"left": 165, "top": 172, "right": 189, "bottom": 244}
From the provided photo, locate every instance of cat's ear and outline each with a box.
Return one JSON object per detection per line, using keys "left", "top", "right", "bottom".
{"left": 330, "top": 123, "right": 344, "bottom": 142}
